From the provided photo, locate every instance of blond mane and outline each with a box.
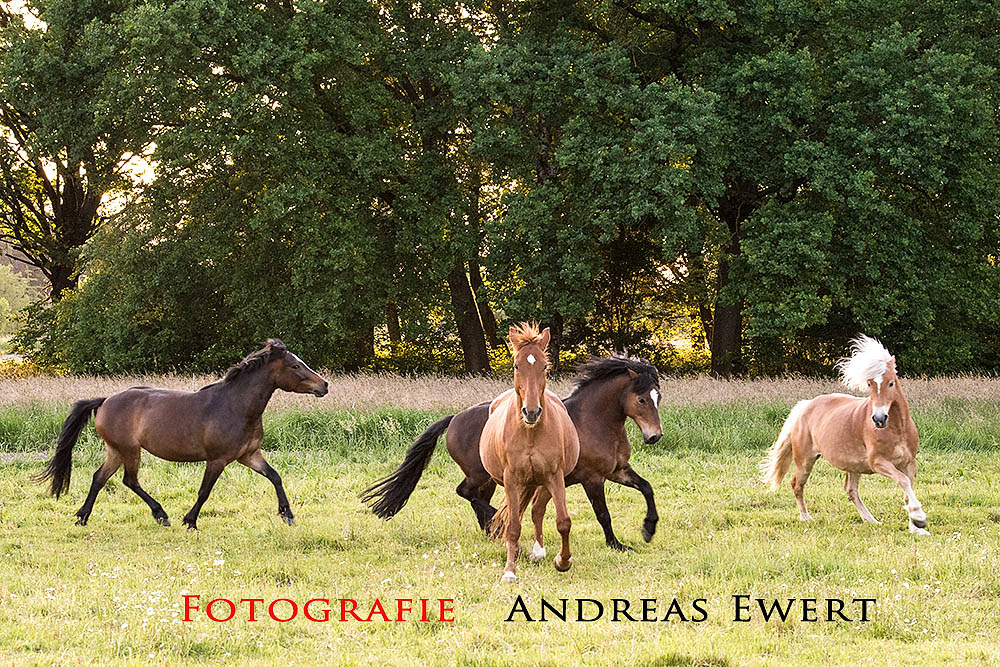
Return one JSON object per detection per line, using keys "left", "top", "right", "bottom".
{"left": 508, "top": 322, "right": 545, "bottom": 350}
{"left": 835, "top": 335, "right": 893, "bottom": 393}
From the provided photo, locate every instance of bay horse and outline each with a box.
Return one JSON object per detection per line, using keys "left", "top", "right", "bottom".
{"left": 479, "top": 323, "right": 579, "bottom": 582}
{"left": 761, "top": 335, "right": 929, "bottom": 535}
{"left": 361, "top": 355, "right": 663, "bottom": 551}
{"left": 37, "top": 339, "right": 328, "bottom": 529}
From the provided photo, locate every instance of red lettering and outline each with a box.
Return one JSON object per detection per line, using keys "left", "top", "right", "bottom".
{"left": 268, "top": 599, "right": 298, "bottom": 622}
{"left": 341, "top": 599, "right": 363, "bottom": 622}
{"left": 439, "top": 599, "right": 455, "bottom": 623}
{"left": 182, "top": 595, "right": 200, "bottom": 622}
{"left": 366, "top": 599, "right": 391, "bottom": 622}
{"left": 304, "top": 599, "right": 331, "bottom": 622}
{"left": 421, "top": 598, "right": 430, "bottom": 622}
{"left": 206, "top": 598, "right": 236, "bottom": 622}
{"left": 240, "top": 598, "right": 264, "bottom": 622}
{"left": 396, "top": 599, "right": 412, "bottom": 622}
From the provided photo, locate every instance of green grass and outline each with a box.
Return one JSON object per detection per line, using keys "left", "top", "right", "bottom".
{"left": 0, "top": 404, "right": 998, "bottom": 665}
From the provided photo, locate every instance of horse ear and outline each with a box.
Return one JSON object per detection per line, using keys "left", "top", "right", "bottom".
{"left": 627, "top": 369, "right": 639, "bottom": 379}
{"left": 268, "top": 338, "right": 287, "bottom": 357}
{"left": 889, "top": 356, "right": 897, "bottom": 371}
{"left": 538, "top": 327, "right": 551, "bottom": 349}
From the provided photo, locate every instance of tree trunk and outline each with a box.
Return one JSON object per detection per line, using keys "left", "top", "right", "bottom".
{"left": 386, "top": 302, "right": 402, "bottom": 344}
{"left": 447, "top": 263, "right": 491, "bottom": 375}
{"left": 544, "top": 312, "right": 564, "bottom": 373}
{"left": 709, "top": 181, "right": 755, "bottom": 378}
{"left": 343, "top": 326, "right": 374, "bottom": 372}
{"left": 47, "top": 265, "right": 77, "bottom": 301}
{"left": 468, "top": 259, "right": 499, "bottom": 347}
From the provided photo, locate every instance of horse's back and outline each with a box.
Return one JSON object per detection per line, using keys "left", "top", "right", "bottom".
{"left": 95, "top": 386, "right": 222, "bottom": 461}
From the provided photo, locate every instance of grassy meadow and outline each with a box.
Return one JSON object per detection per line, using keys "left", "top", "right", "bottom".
{"left": 1, "top": 374, "right": 999, "bottom": 665}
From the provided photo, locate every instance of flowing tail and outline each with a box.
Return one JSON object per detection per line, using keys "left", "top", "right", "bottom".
{"left": 35, "top": 397, "right": 106, "bottom": 498}
{"left": 761, "top": 399, "right": 810, "bottom": 490}
{"left": 488, "top": 485, "right": 537, "bottom": 538}
{"left": 361, "top": 415, "right": 454, "bottom": 519}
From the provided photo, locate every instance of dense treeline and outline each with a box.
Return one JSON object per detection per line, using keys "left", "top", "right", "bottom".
{"left": 1, "top": 0, "right": 998, "bottom": 376}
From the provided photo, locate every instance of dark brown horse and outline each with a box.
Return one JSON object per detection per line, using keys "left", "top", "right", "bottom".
{"left": 362, "top": 355, "right": 663, "bottom": 550}
{"left": 37, "top": 339, "right": 328, "bottom": 529}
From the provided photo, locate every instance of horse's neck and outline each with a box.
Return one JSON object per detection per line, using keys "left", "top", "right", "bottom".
{"left": 565, "top": 375, "right": 628, "bottom": 426}
{"left": 221, "top": 371, "right": 277, "bottom": 417}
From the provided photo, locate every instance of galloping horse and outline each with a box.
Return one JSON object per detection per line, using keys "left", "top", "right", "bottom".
{"left": 480, "top": 323, "right": 579, "bottom": 582}
{"left": 762, "top": 335, "right": 929, "bottom": 534}
{"left": 361, "top": 355, "right": 663, "bottom": 551}
{"left": 37, "top": 339, "right": 328, "bottom": 529}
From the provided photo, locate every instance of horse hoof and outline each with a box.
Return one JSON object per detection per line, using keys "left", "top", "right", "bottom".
{"left": 183, "top": 520, "right": 197, "bottom": 531}
{"left": 74, "top": 516, "right": 88, "bottom": 527}
{"left": 501, "top": 571, "right": 517, "bottom": 583}
{"left": 528, "top": 541, "right": 546, "bottom": 563}
{"left": 281, "top": 515, "right": 296, "bottom": 526}
{"left": 609, "top": 541, "right": 634, "bottom": 552}
{"left": 156, "top": 515, "right": 171, "bottom": 527}
{"left": 554, "top": 555, "right": 572, "bottom": 572}
{"left": 909, "top": 521, "right": 930, "bottom": 536}
{"left": 642, "top": 522, "right": 656, "bottom": 543}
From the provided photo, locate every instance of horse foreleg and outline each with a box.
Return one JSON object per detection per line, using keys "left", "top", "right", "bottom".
{"left": 122, "top": 452, "right": 170, "bottom": 526}
{"left": 871, "top": 458, "right": 928, "bottom": 535}
{"left": 238, "top": 450, "right": 294, "bottom": 525}
{"left": 609, "top": 465, "right": 658, "bottom": 542}
{"left": 582, "top": 479, "right": 631, "bottom": 551}
{"left": 547, "top": 475, "right": 572, "bottom": 572}
{"left": 456, "top": 477, "right": 497, "bottom": 533}
{"left": 499, "top": 475, "right": 526, "bottom": 583}
{"left": 844, "top": 472, "right": 879, "bottom": 524}
{"left": 75, "top": 448, "right": 122, "bottom": 526}
{"left": 183, "top": 459, "right": 227, "bottom": 530}
{"left": 528, "top": 487, "right": 550, "bottom": 563}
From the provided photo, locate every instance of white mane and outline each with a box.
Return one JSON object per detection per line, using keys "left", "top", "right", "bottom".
{"left": 835, "top": 335, "right": 893, "bottom": 393}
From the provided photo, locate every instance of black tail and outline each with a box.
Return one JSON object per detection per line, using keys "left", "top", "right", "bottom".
{"left": 360, "top": 415, "right": 454, "bottom": 519}
{"left": 35, "top": 398, "right": 106, "bottom": 498}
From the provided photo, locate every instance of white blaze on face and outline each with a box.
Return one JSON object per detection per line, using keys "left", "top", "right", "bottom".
{"left": 289, "top": 353, "right": 316, "bottom": 375}
{"left": 649, "top": 388, "right": 660, "bottom": 408}
{"left": 873, "top": 404, "right": 890, "bottom": 421}
{"left": 527, "top": 354, "right": 536, "bottom": 365}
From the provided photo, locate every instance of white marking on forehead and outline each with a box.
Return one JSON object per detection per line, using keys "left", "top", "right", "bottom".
{"left": 527, "top": 354, "right": 536, "bottom": 365}
{"left": 874, "top": 374, "right": 883, "bottom": 391}
{"left": 650, "top": 388, "right": 660, "bottom": 408}
{"left": 290, "top": 353, "right": 316, "bottom": 374}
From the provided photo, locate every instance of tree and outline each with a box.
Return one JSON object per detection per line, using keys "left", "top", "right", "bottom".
{"left": 0, "top": 0, "right": 157, "bottom": 300}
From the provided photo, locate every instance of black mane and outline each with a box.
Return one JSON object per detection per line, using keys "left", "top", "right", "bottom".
{"left": 199, "top": 339, "right": 287, "bottom": 391}
{"left": 567, "top": 354, "right": 659, "bottom": 397}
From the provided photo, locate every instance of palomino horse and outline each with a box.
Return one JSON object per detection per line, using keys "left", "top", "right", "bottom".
{"left": 762, "top": 335, "right": 929, "bottom": 535}
{"left": 481, "top": 323, "right": 580, "bottom": 582}
{"left": 37, "top": 339, "right": 328, "bottom": 529}
{"left": 361, "top": 355, "right": 663, "bottom": 550}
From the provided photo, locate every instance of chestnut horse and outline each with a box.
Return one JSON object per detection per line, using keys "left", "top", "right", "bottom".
{"left": 762, "top": 335, "right": 929, "bottom": 535}
{"left": 37, "top": 339, "right": 328, "bottom": 529}
{"left": 480, "top": 323, "right": 579, "bottom": 582}
{"left": 361, "top": 355, "right": 663, "bottom": 551}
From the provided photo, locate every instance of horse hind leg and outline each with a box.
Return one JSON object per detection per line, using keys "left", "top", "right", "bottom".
{"left": 844, "top": 472, "right": 879, "bottom": 524}
{"left": 456, "top": 476, "right": 496, "bottom": 533}
{"left": 182, "top": 459, "right": 227, "bottom": 530}
{"left": 528, "top": 487, "right": 550, "bottom": 563}
{"left": 75, "top": 446, "right": 122, "bottom": 526}
{"left": 791, "top": 455, "right": 817, "bottom": 521}
{"left": 122, "top": 451, "right": 170, "bottom": 526}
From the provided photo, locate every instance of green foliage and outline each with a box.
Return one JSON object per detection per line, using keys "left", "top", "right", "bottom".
{"left": 7, "top": 0, "right": 1000, "bottom": 375}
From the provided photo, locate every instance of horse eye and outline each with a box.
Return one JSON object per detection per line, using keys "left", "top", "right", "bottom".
{"left": 638, "top": 398, "right": 646, "bottom": 404}
{"left": 889, "top": 381, "right": 894, "bottom": 387}
{"left": 290, "top": 364, "right": 300, "bottom": 370}
{"left": 513, "top": 364, "right": 518, "bottom": 371}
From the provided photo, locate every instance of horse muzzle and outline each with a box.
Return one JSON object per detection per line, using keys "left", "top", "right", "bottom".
{"left": 643, "top": 432, "right": 662, "bottom": 445}
{"left": 313, "top": 381, "right": 329, "bottom": 397}
{"left": 872, "top": 413, "right": 888, "bottom": 429}
{"left": 521, "top": 406, "right": 542, "bottom": 425}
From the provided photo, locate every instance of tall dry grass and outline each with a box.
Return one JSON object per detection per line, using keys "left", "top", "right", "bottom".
{"left": 2, "top": 371, "right": 999, "bottom": 413}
